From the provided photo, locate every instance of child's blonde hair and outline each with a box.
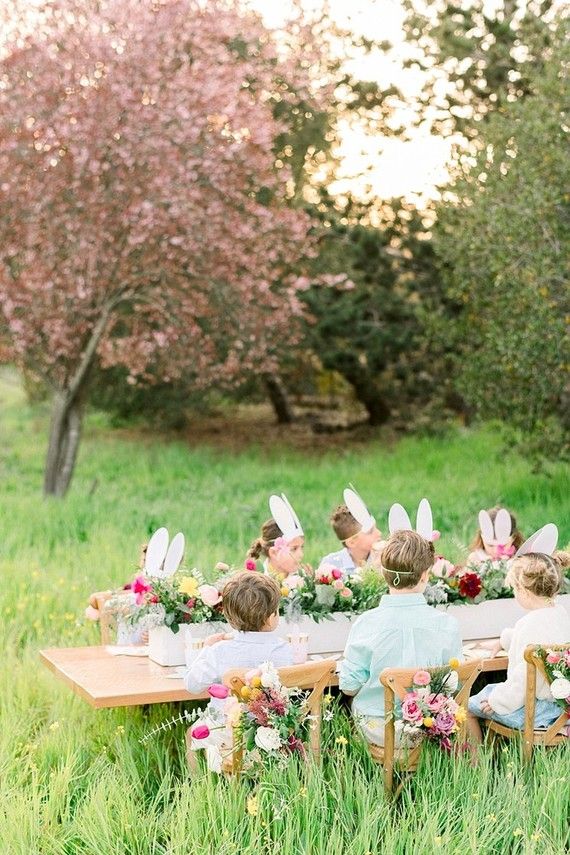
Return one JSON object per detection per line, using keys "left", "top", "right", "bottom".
{"left": 469, "top": 506, "right": 524, "bottom": 551}
{"left": 330, "top": 505, "right": 360, "bottom": 542}
{"left": 506, "top": 553, "right": 562, "bottom": 599}
{"left": 221, "top": 571, "right": 281, "bottom": 632}
{"left": 381, "top": 530, "right": 435, "bottom": 589}
{"left": 247, "top": 518, "right": 282, "bottom": 560}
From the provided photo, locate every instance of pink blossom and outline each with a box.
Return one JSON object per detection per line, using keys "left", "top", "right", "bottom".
{"left": 333, "top": 579, "right": 345, "bottom": 590}
{"left": 331, "top": 568, "right": 343, "bottom": 580}
{"left": 564, "top": 651, "right": 570, "bottom": 667}
{"left": 245, "top": 559, "right": 257, "bottom": 572}
{"left": 284, "top": 574, "right": 303, "bottom": 590}
{"left": 208, "top": 683, "right": 230, "bottom": 700}
{"left": 198, "top": 584, "right": 221, "bottom": 607}
{"left": 546, "top": 652, "right": 561, "bottom": 665}
{"left": 191, "top": 724, "right": 210, "bottom": 740}
{"left": 413, "top": 670, "right": 431, "bottom": 687}
{"left": 340, "top": 588, "right": 352, "bottom": 598}
{"left": 496, "top": 543, "right": 515, "bottom": 558}
{"left": 426, "top": 693, "right": 446, "bottom": 714}
{"left": 431, "top": 530, "right": 441, "bottom": 542}
{"left": 432, "top": 557, "right": 456, "bottom": 579}
{"left": 401, "top": 695, "right": 423, "bottom": 724}
{"left": 434, "top": 711, "right": 456, "bottom": 735}
{"left": 132, "top": 574, "right": 152, "bottom": 605}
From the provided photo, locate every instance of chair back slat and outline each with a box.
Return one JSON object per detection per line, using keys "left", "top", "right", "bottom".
{"left": 521, "top": 643, "right": 570, "bottom": 760}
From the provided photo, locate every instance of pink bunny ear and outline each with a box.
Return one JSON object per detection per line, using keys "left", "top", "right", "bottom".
{"left": 494, "top": 509, "right": 512, "bottom": 545}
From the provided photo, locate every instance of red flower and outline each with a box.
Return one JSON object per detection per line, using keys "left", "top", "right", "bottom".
{"left": 458, "top": 572, "right": 482, "bottom": 599}
{"left": 245, "top": 559, "right": 257, "bottom": 572}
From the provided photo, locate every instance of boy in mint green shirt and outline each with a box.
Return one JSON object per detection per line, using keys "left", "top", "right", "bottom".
{"left": 339, "top": 529, "right": 462, "bottom": 746}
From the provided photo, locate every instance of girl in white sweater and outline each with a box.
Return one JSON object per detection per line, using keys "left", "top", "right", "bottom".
{"left": 468, "top": 552, "right": 570, "bottom": 741}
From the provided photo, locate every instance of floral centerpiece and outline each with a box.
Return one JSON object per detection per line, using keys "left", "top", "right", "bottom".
{"left": 425, "top": 556, "right": 516, "bottom": 606}
{"left": 125, "top": 568, "right": 224, "bottom": 634}
{"left": 396, "top": 660, "right": 466, "bottom": 751}
{"left": 536, "top": 646, "right": 570, "bottom": 725}
{"left": 190, "top": 662, "right": 312, "bottom": 774}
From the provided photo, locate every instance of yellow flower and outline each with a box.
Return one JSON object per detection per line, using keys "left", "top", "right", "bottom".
{"left": 455, "top": 707, "right": 467, "bottom": 724}
{"left": 336, "top": 736, "right": 348, "bottom": 746}
{"left": 250, "top": 676, "right": 262, "bottom": 689}
{"left": 299, "top": 787, "right": 308, "bottom": 798}
{"left": 448, "top": 658, "right": 460, "bottom": 669}
{"left": 486, "top": 814, "right": 496, "bottom": 821}
{"left": 434, "top": 836, "right": 442, "bottom": 846}
{"left": 531, "top": 832, "right": 542, "bottom": 842}
{"left": 247, "top": 796, "right": 258, "bottom": 817}
{"left": 423, "top": 717, "right": 434, "bottom": 728}
{"left": 280, "top": 586, "right": 289, "bottom": 597}
{"left": 513, "top": 829, "right": 524, "bottom": 837}
{"left": 49, "top": 721, "right": 60, "bottom": 731}
{"left": 323, "top": 694, "right": 333, "bottom": 705}
{"left": 240, "top": 686, "right": 252, "bottom": 701}
{"left": 179, "top": 576, "right": 199, "bottom": 597}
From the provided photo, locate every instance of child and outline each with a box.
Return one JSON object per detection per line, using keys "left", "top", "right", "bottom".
{"left": 246, "top": 493, "right": 305, "bottom": 578}
{"left": 468, "top": 552, "right": 570, "bottom": 741}
{"left": 184, "top": 571, "right": 293, "bottom": 695}
{"left": 467, "top": 507, "right": 524, "bottom": 566}
{"left": 339, "top": 528, "right": 463, "bottom": 746}
{"left": 318, "top": 488, "right": 383, "bottom": 576}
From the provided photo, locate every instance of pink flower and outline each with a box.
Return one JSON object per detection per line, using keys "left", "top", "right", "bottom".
{"left": 284, "top": 574, "right": 303, "bottom": 589}
{"left": 546, "top": 652, "right": 561, "bottom": 664}
{"left": 333, "top": 578, "right": 344, "bottom": 590}
{"left": 434, "top": 711, "right": 456, "bottom": 735}
{"left": 208, "top": 683, "right": 230, "bottom": 700}
{"left": 496, "top": 543, "right": 515, "bottom": 558}
{"left": 401, "top": 695, "right": 423, "bottom": 724}
{"left": 245, "top": 559, "right": 257, "bottom": 572}
{"left": 431, "top": 530, "right": 441, "bottom": 542}
{"left": 331, "top": 568, "right": 343, "bottom": 580}
{"left": 132, "top": 574, "right": 152, "bottom": 605}
{"left": 198, "top": 584, "right": 221, "bottom": 606}
{"left": 191, "top": 724, "right": 210, "bottom": 740}
{"left": 564, "top": 651, "right": 570, "bottom": 667}
{"left": 432, "top": 557, "right": 455, "bottom": 579}
{"left": 413, "top": 670, "right": 431, "bottom": 687}
{"left": 340, "top": 587, "right": 352, "bottom": 598}
{"left": 426, "top": 693, "right": 446, "bottom": 714}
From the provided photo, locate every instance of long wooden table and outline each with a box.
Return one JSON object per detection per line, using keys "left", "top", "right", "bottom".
{"left": 40, "top": 644, "right": 508, "bottom": 710}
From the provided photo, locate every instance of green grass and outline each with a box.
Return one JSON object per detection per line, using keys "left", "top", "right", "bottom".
{"left": 1, "top": 370, "right": 569, "bottom": 854}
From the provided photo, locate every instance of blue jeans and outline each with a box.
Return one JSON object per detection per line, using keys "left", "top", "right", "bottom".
{"left": 468, "top": 684, "right": 561, "bottom": 730}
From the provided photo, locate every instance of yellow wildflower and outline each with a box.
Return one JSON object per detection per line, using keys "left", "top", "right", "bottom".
{"left": 250, "top": 676, "right": 262, "bottom": 689}
{"left": 179, "top": 576, "right": 199, "bottom": 597}
{"left": 531, "top": 832, "right": 542, "bottom": 842}
{"left": 455, "top": 707, "right": 467, "bottom": 724}
{"left": 423, "top": 717, "right": 434, "bottom": 728}
{"left": 336, "top": 736, "right": 348, "bottom": 746}
{"left": 49, "top": 721, "right": 60, "bottom": 731}
{"left": 247, "top": 796, "right": 258, "bottom": 817}
{"left": 280, "top": 587, "right": 289, "bottom": 597}
{"left": 323, "top": 694, "right": 333, "bottom": 705}
{"left": 448, "top": 658, "right": 460, "bottom": 670}
{"left": 299, "top": 787, "right": 308, "bottom": 798}
{"left": 513, "top": 828, "right": 524, "bottom": 837}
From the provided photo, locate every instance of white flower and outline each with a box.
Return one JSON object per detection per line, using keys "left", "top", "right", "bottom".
{"left": 206, "top": 745, "right": 223, "bottom": 773}
{"left": 446, "top": 670, "right": 459, "bottom": 692}
{"left": 323, "top": 709, "right": 334, "bottom": 721}
{"left": 550, "top": 677, "right": 570, "bottom": 700}
{"left": 254, "top": 726, "right": 282, "bottom": 752}
{"left": 260, "top": 662, "right": 280, "bottom": 690}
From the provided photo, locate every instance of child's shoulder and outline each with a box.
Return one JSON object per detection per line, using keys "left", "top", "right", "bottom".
{"left": 319, "top": 546, "right": 351, "bottom": 568}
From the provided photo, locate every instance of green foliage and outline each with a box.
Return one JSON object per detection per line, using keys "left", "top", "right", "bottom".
{"left": 435, "top": 24, "right": 569, "bottom": 448}
{"left": 1, "top": 377, "right": 569, "bottom": 851}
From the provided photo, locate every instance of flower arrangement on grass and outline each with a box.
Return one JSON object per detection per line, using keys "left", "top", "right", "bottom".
{"left": 125, "top": 569, "right": 223, "bottom": 633}
{"left": 396, "top": 660, "right": 467, "bottom": 751}
{"left": 536, "top": 647, "right": 570, "bottom": 721}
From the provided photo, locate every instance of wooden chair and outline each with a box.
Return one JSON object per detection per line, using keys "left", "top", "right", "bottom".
{"left": 370, "top": 659, "right": 482, "bottom": 796}
{"left": 89, "top": 591, "right": 114, "bottom": 644}
{"left": 483, "top": 643, "right": 569, "bottom": 762}
{"left": 221, "top": 659, "right": 337, "bottom": 773}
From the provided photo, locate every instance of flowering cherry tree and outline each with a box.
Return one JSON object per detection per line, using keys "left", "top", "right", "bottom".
{"left": 0, "top": 0, "right": 325, "bottom": 495}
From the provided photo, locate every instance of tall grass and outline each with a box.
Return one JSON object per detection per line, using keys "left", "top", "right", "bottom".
{"left": 0, "top": 371, "right": 568, "bottom": 854}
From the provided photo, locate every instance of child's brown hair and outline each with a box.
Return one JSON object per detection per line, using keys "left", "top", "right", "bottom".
{"left": 506, "top": 553, "right": 562, "bottom": 600}
{"left": 330, "top": 505, "right": 361, "bottom": 542}
{"left": 469, "top": 506, "right": 524, "bottom": 552}
{"left": 381, "top": 530, "right": 435, "bottom": 589}
{"left": 222, "top": 571, "right": 281, "bottom": 632}
{"left": 247, "top": 519, "right": 282, "bottom": 560}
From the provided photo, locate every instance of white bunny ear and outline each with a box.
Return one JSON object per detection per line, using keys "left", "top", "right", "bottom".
{"left": 415, "top": 498, "right": 433, "bottom": 540}
{"left": 478, "top": 510, "right": 494, "bottom": 544}
{"left": 388, "top": 503, "right": 412, "bottom": 534}
{"left": 343, "top": 487, "right": 375, "bottom": 533}
{"left": 515, "top": 523, "right": 558, "bottom": 557}
{"left": 494, "top": 509, "right": 512, "bottom": 545}
{"left": 269, "top": 494, "right": 302, "bottom": 542}
{"left": 281, "top": 493, "right": 304, "bottom": 538}
{"left": 144, "top": 528, "right": 169, "bottom": 576}
{"left": 161, "top": 532, "right": 185, "bottom": 578}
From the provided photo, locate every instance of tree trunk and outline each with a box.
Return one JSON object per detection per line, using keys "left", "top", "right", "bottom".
{"left": 343, "top": 370, "right": 391, "bottom": 426}
{"left": 44, "top": 392, "right": 84, "bottom": 497}
{"left": 263, "top": 373, "right": 294, "bottom": 424}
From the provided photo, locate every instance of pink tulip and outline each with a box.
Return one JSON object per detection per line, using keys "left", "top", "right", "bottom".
{"left": 198, "top": 584, "right": 221, "bottom": 606}
{"left": 191, "top": 724, "right": 210, "bottom": 740}
{"left": 331, "top": 568, "right": 342, "bottom": 580}
{"left": 208, "top": 683, "right": 230, "bottom": 700}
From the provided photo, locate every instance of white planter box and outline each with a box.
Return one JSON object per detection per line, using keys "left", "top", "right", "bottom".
{"left": 148, "top": 622, "right": 224, "bottom": 666}
{"left": 276, "top": 595, "right": 570, "bottom": 654}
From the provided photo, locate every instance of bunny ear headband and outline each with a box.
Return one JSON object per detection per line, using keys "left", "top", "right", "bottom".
{"left": 268, "top": 493, "right": 304, "bottom": 543}
{"left": 343, "top": 486, "right": 376, "bottom": 534}
{"left": 388, "top": 498, "right": 437, "bottom": 541}
{"left": 478, "top": 508, "right": 513, "bottom": 546}
{"left": 514, "top": 523, "right": 558, "bottom": 558}
{"left": 144, "top": 527, "right": 185, "bottom": 579}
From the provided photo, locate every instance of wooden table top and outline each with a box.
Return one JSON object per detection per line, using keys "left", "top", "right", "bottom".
{"left": 40, "top": 644, "right": 508, "bottom": 710}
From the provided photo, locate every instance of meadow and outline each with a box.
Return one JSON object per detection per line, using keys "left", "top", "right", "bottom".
{"left": 1, "top": 369, "right": 569, "bottom": 854}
